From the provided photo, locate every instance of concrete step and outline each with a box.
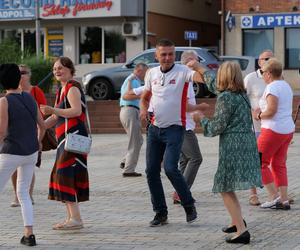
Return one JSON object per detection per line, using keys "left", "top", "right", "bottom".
{"left": 44, "top": 96, "right": 300, "bottom": 134}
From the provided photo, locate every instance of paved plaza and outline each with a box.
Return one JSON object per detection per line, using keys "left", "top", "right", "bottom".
{"left": 0, "top": 134, "right": 300, "bottom": 250}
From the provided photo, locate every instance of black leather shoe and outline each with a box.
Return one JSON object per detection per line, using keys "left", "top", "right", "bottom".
{"left": 122, "top": 172, "right": 142, "bottom": 177}
{"left": 222, "top": 219, "right": 247, "bottom": 233}
{"left": 120, "top": 162, "right": 125, "bottom": 169}
{"left": 149, "top": 213, "right": 168, "bottom": 227}
{"left": 20, "top": 234, "right": 36, "bottom": 246}
{"left": 184, "top": 205, "right": 197, "bottom": 223}
{"left": 225, "top": 230, "right": 250, "bottom": 244}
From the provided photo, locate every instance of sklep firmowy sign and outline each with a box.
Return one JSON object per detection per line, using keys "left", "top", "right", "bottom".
{"left": 0, "top": 0, "right": 116, "bottom": 20}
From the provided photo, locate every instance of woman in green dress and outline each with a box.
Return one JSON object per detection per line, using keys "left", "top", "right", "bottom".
{"left": 193, "top": 61, "right": 262, "bottom": 244}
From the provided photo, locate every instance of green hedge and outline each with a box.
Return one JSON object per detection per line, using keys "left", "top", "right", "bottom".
{"left": 0, "top": 39, "right": 54, "bottom": 93}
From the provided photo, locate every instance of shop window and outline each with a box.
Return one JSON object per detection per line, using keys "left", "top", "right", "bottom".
{"left": 243, "top": 29, "right": 273, "bottom": 57}
{"left": 0, "top": 29, "right": 44, "bottom": 56}
{"left": 24, "top": 29, "right": 44, "bottom": 55}
{"left": 79, "top": 26, "right": 126, "bottom": 64}
{"left": 285, "top": 28, "right": 300, "bottom": 69}
{"left": 79, "top": 27, "right": 102, "bottom": 64}
{"left": 104, "top": 28, "right": 126, "bottom": 63}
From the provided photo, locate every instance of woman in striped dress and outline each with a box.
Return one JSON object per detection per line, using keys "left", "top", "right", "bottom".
{"left": 40, "top": 57, "right": 89, "bottom": 230}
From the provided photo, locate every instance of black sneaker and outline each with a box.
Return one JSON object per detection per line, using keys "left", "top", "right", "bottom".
{"left": 184, "top": 205, "right": 197, "bottom": 223}
{"left": 272, "top": 201, "right": 291, "bottom": 210}
{"left": 149, "top": 213, "right": 168, "bottom": 227}
{"left": 20, "top": 234, "right": 36, "bottom": 246}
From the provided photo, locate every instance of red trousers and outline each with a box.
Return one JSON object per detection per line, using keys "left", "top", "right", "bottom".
{"left": 258, "top": 128, "right": 293, "bottom": 187}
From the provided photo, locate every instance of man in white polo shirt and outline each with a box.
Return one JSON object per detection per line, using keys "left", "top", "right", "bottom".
{"left": 140, "top": 39, "right": 205, "bottom": 227}
{"left": 244, "top": 50, "right": 273, "bottom": 206}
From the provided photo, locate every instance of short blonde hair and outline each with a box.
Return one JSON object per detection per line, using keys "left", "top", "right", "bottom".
{"left": 261, "top": 58, "right": 282, "bottom": 78}
{"left": 217, "top": 61, "right": 245, "bottom": 92}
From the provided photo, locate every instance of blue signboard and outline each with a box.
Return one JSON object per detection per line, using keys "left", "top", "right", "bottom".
{"left": 184, "top": 31, "right": 198, "bottom": 40}
{"left": 241, "top": 14, "right": 300, "bottom": 29}
{"left": 0, "top": 8, "right": 35, "bottom": 19}
{"left": 48, "top": 39, "right": 63, "bottom": 57}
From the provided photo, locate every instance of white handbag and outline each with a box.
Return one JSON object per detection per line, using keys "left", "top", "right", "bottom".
{"left": 64, "top": 97, "right": 92, "bottom": 155}
{"left": 65, "top": 133, "right": 92, "bottom": 155}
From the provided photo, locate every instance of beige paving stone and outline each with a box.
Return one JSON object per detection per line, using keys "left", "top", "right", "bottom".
{"left": 0, "top": 134, "right": 299, "bottom": 249}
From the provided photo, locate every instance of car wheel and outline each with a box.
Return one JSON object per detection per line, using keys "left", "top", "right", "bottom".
{"left": 89, "top": 78, "right": 114, "bottom": 100}
{"left": 193, "top": 82, "right": 200, "bottom": 98}
{"left": 193, "top": 82, "right": 204, "bottom": 98}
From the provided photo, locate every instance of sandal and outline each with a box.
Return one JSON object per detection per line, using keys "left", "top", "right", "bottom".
{"left": 53, "top": 218, "right": 83, "bottom": 230}
{"left": 288, "top": 195, "right": 295, "bottom": 204}
{"left": 249, "top": 194, "right": 261, "bottom": 206}
{"left": 10, "top": 200, "right": 20, "bottom": 207}
{"left": 52, "top": 220, "right": 69, "bottom": 230}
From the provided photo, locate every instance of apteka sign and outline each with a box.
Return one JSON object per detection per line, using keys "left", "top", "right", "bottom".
{"left": 241, "top": 14, "right": 300, "bottom": 29}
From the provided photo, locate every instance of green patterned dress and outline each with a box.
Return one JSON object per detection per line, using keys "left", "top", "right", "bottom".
{"left": 201, "top": 71, "right": 262, "bottom": 193}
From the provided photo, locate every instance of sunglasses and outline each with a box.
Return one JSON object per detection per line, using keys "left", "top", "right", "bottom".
{"left": 259, "top": 69, "right": 268, "bottom": 75}
{"left": 259, "top": 57, "right": 270, "bottom": 61}
{"left": 160, "top": 73, "right": 165, "bottom": 86}
{"left": 20, "top": 71, "right": 29, "bottom": 75}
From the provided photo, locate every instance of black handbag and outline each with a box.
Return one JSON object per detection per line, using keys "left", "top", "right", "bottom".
{"left": 42, "top": 128, "right": 57, "bottom": 151}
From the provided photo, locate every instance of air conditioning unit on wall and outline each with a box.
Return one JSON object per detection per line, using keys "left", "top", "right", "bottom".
{"left": 122, "top": 22, "right": 141, "bottom": 36}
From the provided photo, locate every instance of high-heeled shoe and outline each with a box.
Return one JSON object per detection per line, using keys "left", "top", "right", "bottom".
{"left": 222, "top": 219, "right": 247, "bottom": 233}
{"left": 225, "top": 230, "right": 250, "bottom": 244}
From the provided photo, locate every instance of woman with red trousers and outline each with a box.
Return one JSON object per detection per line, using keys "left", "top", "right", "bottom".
{"left": 255, "top": 58, "right": 295, "bottom": 210}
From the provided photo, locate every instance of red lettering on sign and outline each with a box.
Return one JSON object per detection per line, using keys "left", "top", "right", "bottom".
{"left": 73, "top": 1, "right": 113, "bottom": 16}
{"left": 42, "top": 4, "right": 70, "bottom": 17}
{"left": 41, "top": 1, "right": 113, "bottom": 17}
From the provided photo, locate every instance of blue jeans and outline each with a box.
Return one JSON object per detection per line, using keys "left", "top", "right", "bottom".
{"left": 146, "top": 125, "right": 195, "bottom": 215}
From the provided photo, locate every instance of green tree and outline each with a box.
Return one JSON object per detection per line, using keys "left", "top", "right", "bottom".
{"left": 0, "top": 38, "right": 23, "bottom": 64}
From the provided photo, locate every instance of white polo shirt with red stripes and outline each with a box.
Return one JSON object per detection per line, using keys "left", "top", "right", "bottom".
{"left": 144, "top": 64, "right": 195, "bottom": 128}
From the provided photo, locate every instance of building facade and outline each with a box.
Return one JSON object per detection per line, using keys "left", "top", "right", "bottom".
{"left": 0, "top": 0, "right": 145, "bottom": 64}
{"left": 224, "top": 0, "right": 300, "bottom": 90}
{"left": 147, "top": 0, "right": 221, "bottom": 49}
{"left": 0, "top": 0, "right": 221, "bottom": 65}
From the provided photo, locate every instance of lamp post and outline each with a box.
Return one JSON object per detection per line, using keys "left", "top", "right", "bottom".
{"left": 35, "top": 0, "right": 41, "bottom": 60}
{"left": 143, "top": 0, "right": 147, "bottom": 50}
{"left": 220, "top": 0, "right": 225, "bottom": 56}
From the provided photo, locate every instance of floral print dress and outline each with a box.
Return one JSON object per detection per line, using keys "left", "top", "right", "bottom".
{"left": 201, "top": 71, "right": 262, "bottom": 193}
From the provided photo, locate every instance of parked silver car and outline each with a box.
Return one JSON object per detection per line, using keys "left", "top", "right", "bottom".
{"left": 82, "top": 47, "right": 221, "bottom": 100}
{"left": 220, "top": 55, "right": 257, "bottom": 78}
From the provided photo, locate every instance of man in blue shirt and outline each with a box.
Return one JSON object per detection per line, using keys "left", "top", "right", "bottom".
{"left": 119, "top": 63, "right": 148, "bottom": 177}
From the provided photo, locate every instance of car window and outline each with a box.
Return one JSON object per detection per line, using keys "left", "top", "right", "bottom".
{"left": 208, "top": 50, "right": 221, "bottom": 61}
{"left": 132, "top": 52, "right": 156, "bottom": 66}
{"left": 175, "top": 51, "right": 183, "bottom": 62}
{"left": 238, "top": 59, "right": 249, "bottom": 70}
{"left": 223, "top": 58, "right": 249, "bottom": 70}
{"left": 176, "top": 50, "right": 204, "bottom": 63}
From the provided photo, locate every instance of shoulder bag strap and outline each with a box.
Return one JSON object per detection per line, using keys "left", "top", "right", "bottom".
{"left": 32, "top": 86, "right": 37, "bottom": 100}
{"left": 84, "top": 101, "right": 92, "bottom": 138}
{"left": 240, "top": 93, "right": 256, "bottom": 134}
{"left": 64, "top": 87, "right": 92, "bottom": 138}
